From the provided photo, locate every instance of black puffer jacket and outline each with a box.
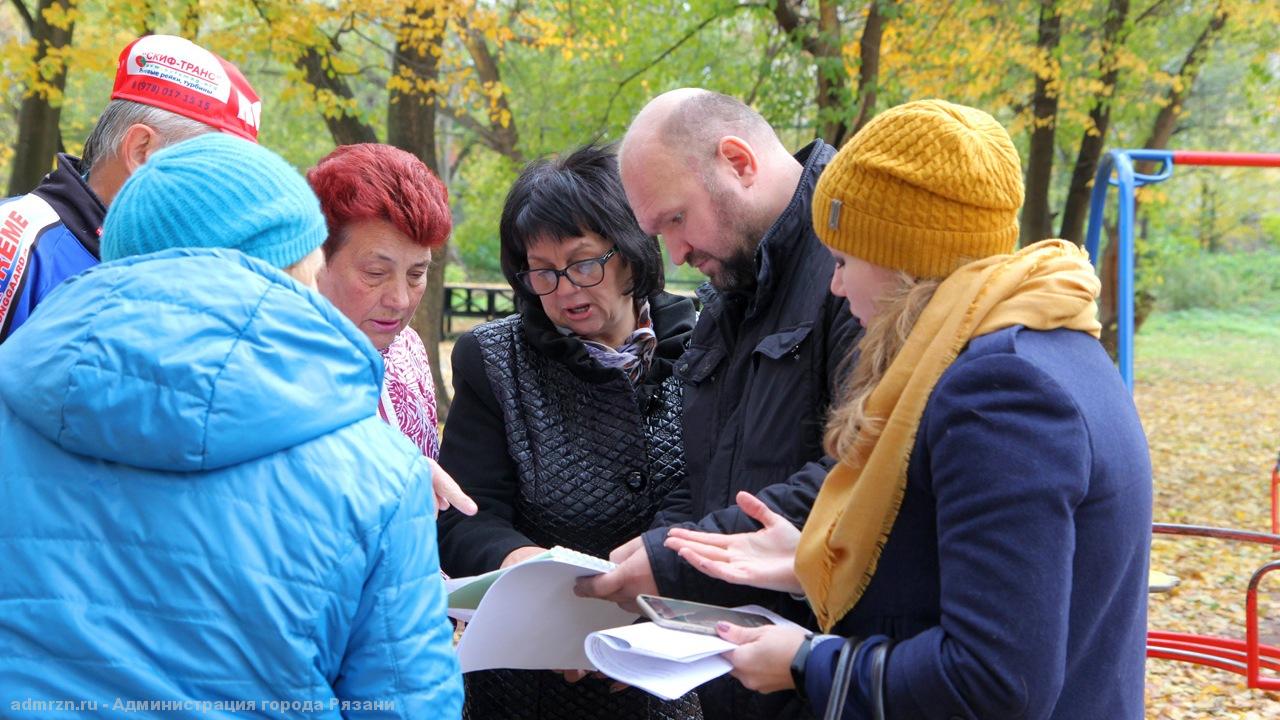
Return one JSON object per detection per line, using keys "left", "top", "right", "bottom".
{"left": 640, "top": 141, "right": 862, "bottom": 720}
{"left": 438, "top": 291, "right": 700, "bottom": 720}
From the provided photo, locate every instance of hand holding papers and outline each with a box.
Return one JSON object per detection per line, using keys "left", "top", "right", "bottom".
{"left": 446, "top": 548, "right": 807, "bottom": 700}
{"left": 446, "top": 547, "right": 637, "bottom": 673}
{"left": 583, "top": 605, "right": 801, "bottom": 700}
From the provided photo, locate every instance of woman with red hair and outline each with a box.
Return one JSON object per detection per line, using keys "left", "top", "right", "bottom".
{"left": 309, "top": 143, "right": 475, "bottom": 516}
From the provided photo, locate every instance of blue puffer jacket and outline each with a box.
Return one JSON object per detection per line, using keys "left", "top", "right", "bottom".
{"left": 0, "top": 249, "right": 462, "bottom": 718}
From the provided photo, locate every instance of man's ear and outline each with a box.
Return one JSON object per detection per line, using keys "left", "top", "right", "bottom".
{"left": 717, "top": 136, "right": 759, "bottom": 189}
{"left": 118, "top": 123, "right": 163, "bottom": 174}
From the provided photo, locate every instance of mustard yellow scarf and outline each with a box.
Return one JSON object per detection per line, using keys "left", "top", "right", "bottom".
{"left": 795, "top": 239, "right": 1102, "bottom": 631}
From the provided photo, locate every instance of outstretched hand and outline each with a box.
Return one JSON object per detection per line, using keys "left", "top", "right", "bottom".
{"left": 664, "top": 491, "right": 803, "bottom": 595}
{"left": 429, "top": 458, "right": 478, "bottom": 517}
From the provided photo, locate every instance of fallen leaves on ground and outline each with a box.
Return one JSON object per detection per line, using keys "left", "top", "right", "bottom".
{"left": 1141, "top": 376, "right": 1280, "bottom": 718}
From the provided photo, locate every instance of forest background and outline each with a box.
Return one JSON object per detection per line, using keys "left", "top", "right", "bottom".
{"left": 5, "top": 0, "right": 1280, "bottom": 414}
{"left": 4, "top": 1, "right": 1280, "bottom": 716}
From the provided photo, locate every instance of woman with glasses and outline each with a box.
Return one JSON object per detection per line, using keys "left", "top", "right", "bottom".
{"left": 437, "top": 144, "right": 700, "bottom": 720}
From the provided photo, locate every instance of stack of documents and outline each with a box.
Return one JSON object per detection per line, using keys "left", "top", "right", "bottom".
{"left": 445, "top": 547, "right": 636, "bottom": 673}
{"left": 584, "top": 606, "right": 795, "bottom": 700}
{"left": 445, "top": 549, "right": 798, "bottom": 699}
{"left": 584, "top": 622, "right": 735, "bottom": 700}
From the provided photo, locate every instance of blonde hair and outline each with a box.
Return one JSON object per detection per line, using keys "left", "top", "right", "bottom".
{"left": 824, "top": 274, "right": 941, "bottom": 460}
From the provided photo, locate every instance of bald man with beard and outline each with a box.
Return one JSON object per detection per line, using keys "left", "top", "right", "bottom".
{"left": 577, "top": 89, "right": 862, "bottom": 720}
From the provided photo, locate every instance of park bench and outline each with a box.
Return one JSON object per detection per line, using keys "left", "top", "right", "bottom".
{"left": 442, "top": 283, "right": 517, "bottom": 337}
{"left": 440, "top": 281, "right": 703, "bottom": 338}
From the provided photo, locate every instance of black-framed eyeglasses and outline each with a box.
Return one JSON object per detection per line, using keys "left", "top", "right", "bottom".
{"left": 516, "top": 248, "right": 617, "bottom": 296}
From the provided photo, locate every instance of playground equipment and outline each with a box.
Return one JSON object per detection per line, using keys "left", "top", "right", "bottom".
{"left": 1273, "top": 449, "right": 1280, "bottom": 538}
{"left": 1146, "top": 524, "right": 1280, "bottom": 691}
{"left": 1084, "top": 148, "right": 1280, "bottom": 692}
{"left": 1083, "top": 149, "right": 1280, "bottom": 391}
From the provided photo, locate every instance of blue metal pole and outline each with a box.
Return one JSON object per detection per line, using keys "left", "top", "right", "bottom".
{"left": 1084, "top": 149, "right": 1177, "bottom": 393}
{"left": 1113, "top": 153, "right": 1137, "bottom": 391}
{"left": 1084, "top": 153, "right": 1116, "bottom": 264}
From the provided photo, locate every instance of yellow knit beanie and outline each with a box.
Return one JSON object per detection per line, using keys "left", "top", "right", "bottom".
{"left": 812, "top": 99, "right": 1024, "bottom": 279}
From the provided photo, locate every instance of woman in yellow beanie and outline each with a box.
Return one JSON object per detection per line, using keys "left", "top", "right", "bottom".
{"left": 664, "top": 100, "right": 1151, "bottom": 719}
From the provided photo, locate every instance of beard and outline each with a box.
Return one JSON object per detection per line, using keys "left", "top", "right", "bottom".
{"left": 694, "top": 243, "right": 757, "bottom": 293}
{"left": 698, "top": 180, "right": 768, "bottom": 294}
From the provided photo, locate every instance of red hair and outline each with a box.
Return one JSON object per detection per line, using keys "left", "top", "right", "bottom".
{"left": 306, "top": 143, "right": 451, "bottom": 257}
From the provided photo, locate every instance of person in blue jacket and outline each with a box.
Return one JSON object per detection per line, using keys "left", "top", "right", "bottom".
{"left": 0, "top": 34, "right": 262, "bottom": 343}
{"left": 664, "top": 100, "right": 1152, "bottom": 719}
{"left": 0, "top": 131, "right": 462, "bottom": 717}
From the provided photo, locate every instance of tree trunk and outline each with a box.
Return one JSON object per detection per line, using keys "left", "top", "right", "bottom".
{"left": 772, "top": 0, "right": 895, "bottom": 148}
{"left": 1099, "top": 222, "right": 1119, "bottom": 354}
{"left": 297, "top": 47, "right": 379, "bottom": 146}
{"left": 1198, "top": 179, "right": 1218, "bottom": 251}
{"left": 7, "top": 0, "right": 75, "bottom": 196}
{"left": 455, "top": 23, "right": 523, "bottom": 162}
{"left": 1097, "top": 3, "right": 1228, "bottom": 352}
{"left": 1137, "top": 2, "right": 1227, "bottom": 162}
{"left": 813, "top": 0, "right": 846, "bottom": 146}
{"left": 250, "top": 0, "right": 377, "bottom": 147}
{"left": 387, "top": 7, "right": 452, "bottom": 419}
{"left": 137, "top": 0, "right": 154, "bottom": 35}
{"left": 1097, "top": 221, "right": 1155, "bottom": 356}
{"left": 1140, "top": 3, "right": 1229, "bottom": 253}
{"left": 1019, "top": 0, "right": 1061, "bottom": 246}
{"left": 180, "top": 0, "right": 200, "bottom": 38}
{"left": 1056, "top": 0, "right": 1130, "bottom": 246}
{"left": 848, "top": 0, "right": 890, "bottom": 139}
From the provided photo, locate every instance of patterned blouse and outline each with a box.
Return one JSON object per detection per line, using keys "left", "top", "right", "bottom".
{"left": 378, "top": 327, "right": 440, "bottom": 460}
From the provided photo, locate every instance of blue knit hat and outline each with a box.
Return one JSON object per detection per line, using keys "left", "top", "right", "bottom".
{"left": 101, "top": 133, "right": 326, "bottom": 268}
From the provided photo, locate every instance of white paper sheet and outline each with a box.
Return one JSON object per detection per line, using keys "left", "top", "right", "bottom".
{"left": 585, "top": 633, "right": 731, "bottom": 701}
{"left": 581, "top": 605, "right": 803, "bottom": 700}
{"left": 590, "top": 622, "right": 735, "bottom": 662}
{"left": 455, "top": 558, "right": 638, "bottom": 673}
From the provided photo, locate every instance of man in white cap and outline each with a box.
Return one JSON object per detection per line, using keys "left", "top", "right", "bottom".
{"left": 0, "top": 34, "right": 262, "bottom": 342}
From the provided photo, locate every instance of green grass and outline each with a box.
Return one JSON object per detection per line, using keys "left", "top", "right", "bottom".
{"left": 1135, "top": 299, "right": 1280, "bottom": 385}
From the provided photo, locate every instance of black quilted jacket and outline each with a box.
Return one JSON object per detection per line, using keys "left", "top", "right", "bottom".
{"left": 437, "top": 291, "right": 700, "bottom": 720}
{"left": 437, "top": 290, "right": 696, "bottom": 573}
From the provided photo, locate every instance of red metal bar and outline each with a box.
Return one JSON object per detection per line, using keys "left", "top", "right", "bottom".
{"left": 1147, "top": 634, "right": 1280, "bottom": 672}
{"left": 1273, "top": 463, "right": 1280, "bottom": 541}
{"left": 1246, "top": 560, "right": 1280, "bottom": 689}
{"left": 1273, "top": 454, "right": 1280, "bottom": 541}
{"left": 1170, "top": 151, "right": 1280, "bottom": 167}
{"left": 1149, "top": 526, "right": 1280, "bottom": 690}
{"left": 1148, "top": 646, "right": 1248, "bottom": 675}
{"left": 1149, "top": 631, "right": 1244, "bottom": 651}
{"left": 1153, "top": 523, "right": 1280, "bottom": 545}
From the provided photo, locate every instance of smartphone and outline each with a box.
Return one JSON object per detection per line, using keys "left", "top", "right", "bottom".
{"left": 636, "top": 594, "right": 775, "bottom": 636}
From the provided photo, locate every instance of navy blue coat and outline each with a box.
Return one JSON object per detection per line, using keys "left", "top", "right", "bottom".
{"left": 805, "top": 326, "right": 1151, "bottom": 720}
